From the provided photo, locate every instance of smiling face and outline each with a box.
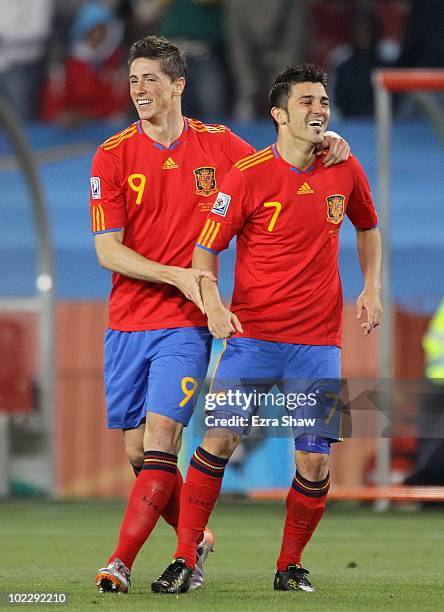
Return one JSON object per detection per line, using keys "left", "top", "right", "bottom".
{"left": 129, "top": 57, "right": 185, "bottom": 121}
{"left": 273, "top": 81, "right": 330, "bottom": 146}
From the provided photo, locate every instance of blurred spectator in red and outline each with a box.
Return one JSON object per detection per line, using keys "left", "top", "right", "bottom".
{"left": 0, "top": 0, "right": 55, "bottom": 121}
{"left": 333, "top": 8, "right": 393, "bottom": 118}
{"left": 41, "top": 1, "right": 128, "bottom": 126}
{"left": 158, "top": 0, "right": 229, "bottom": 119}
{"left": 310, "top": 0, "right": 358, "bottom": 69}
{"left": 224, "top": 0, "right": 311, "bottom": 120}
{"left": 375, "top": 0, "right": 410, "bottom": 66}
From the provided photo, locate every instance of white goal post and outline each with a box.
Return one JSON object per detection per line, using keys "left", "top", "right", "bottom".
{"left": 372, "top": 69, "right": 444, "bottom": 506}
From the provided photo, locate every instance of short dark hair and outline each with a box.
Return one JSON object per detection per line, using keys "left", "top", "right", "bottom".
{"left": 269, "top": 64, "right": 327, "bottom": 130}
{"left": 129, "top": 35, "right": 186, "bottom": 82}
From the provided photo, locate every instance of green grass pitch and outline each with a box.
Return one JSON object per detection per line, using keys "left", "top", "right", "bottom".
{"left": 1, "top": 499, "right": 442, "bottom": 611}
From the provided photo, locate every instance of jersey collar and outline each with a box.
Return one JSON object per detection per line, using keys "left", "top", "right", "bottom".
{"left": 137, "top": 117, "right": 188, "bottom": 151}
{"left": 271, "top": 143, "right": 320, "bottom": 175}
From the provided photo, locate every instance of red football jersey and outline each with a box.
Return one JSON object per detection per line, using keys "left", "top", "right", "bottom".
{"left": 196, "top": 144, "right": 378, "bottom": 346}
{"left": 90, "top": 118, "right": 254, "bottom": 331}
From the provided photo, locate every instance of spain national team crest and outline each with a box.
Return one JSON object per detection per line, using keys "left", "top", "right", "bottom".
{"left": 193, "top": 167, "right": 217, "bottom": 196}
{"left": 326, "top": 194, "right": 345, "bottom": 224}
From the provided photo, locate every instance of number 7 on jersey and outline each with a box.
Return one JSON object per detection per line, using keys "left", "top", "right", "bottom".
{"left": 263, "top": 201, "right": 282, "bottom": 232}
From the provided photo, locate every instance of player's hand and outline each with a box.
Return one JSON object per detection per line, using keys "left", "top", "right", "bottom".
{"left": 318, "top": 131, "right": 351, "bottom": 167}
{"left": 172, "top": 267, "right": 216, "bottom": 314}
{"left": 356, "top": 289, "right": 382, "bottom": 336}
{"left": 207, "top": 304, "right": 243, "bottom": 339}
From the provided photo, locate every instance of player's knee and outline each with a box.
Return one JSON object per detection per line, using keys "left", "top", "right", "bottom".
{"left": 124, "top": 444, "right": 144, "bottom": 468}
{"left": 122, "top": 422, "right": 145, "bottom": 467}
{"left": 202, "top": 430, "right": 240, "bottom": 459}
{"left": 296, "top": 451, "right": 329, "bottom": 481}
{"left": 144, "top": 414, "right": 183, "bottom": 454}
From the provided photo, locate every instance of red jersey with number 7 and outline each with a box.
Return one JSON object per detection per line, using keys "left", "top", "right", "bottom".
{"left": 196, "top": 144, "right": 378, "bottom": 346}
{"left": 89, "top": 118, "right": 254, "bottom": 331}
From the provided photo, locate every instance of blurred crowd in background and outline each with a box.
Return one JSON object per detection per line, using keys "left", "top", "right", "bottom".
{"left": 0, "top": 0, "right": 443, "bottom": 125}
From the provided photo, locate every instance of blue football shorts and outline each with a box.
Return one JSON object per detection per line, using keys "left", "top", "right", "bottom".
{"left": 207, "top": 338, "right": 344, "bottom": 452}
{"left": 104, "top": 327, "right": 212, "bottom": 429}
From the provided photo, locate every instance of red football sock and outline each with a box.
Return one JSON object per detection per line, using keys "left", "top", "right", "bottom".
{"left": 109, "top": 451, "right": 178, "bottom": 569}
{"left": 175, "top": 446, "right": 228, "bottom": 568}
{"left": 161, "top": 468, "right": 183, "bottom": 534}
{"left": 128, "top": 461, "right": 183, "bottom": 533}
{"left": 277, "top": 471, "right": 330, "bottom": 571}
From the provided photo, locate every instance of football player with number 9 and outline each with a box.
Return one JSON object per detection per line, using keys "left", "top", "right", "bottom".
{"left": 91, "top": 36, "right": 351, "bottom": 594}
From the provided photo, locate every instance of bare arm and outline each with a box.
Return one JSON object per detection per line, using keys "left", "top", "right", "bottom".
{"left": 192, "top": 246, "right": 243, "bottom": 339}
{"left": 321, "top": 131, "right": 351, "bottom": 167}
{"left": 355, "top": 228, "right": 383, "bottom": 336}
{"left": 95, "top": 230, "right": 215, "bottom": 313}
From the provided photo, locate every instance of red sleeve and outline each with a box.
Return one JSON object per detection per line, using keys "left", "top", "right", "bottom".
{"left": 196, "top": 167, "right": 250, "bottom": 253}
{"left": 224, "top": 128, "right": 255, "bottom": 164}
{"left": 346, "top": 156, "right": 379, "bottom": 230}
{"left": 89, "top": 147, "right": 126, "bottom": 233}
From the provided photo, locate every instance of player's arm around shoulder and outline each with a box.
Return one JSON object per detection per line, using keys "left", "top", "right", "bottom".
{"left": 320, "top": 130, "right": 351, "bottom": 167}
{"left": 192, "top": 245, "right": 242, "bottom": 339}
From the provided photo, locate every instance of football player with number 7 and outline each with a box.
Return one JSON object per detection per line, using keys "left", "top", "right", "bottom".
{"left": 153, "top": 64, "right": 381, "bottom": 595}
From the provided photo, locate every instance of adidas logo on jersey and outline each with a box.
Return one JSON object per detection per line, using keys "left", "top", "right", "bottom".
{"left": 297, "top": 182, "right": 314, "bottom": 195}
{"left": 162, "top": 157, "right": 178, "bottom": 169}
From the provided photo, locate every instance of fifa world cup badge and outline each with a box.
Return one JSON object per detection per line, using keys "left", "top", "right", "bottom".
{"left": 211, "top": 192, "right": 231, "bottom": 217}
{"left": 90, "top": 177, "right": 101, "bottom": 200}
